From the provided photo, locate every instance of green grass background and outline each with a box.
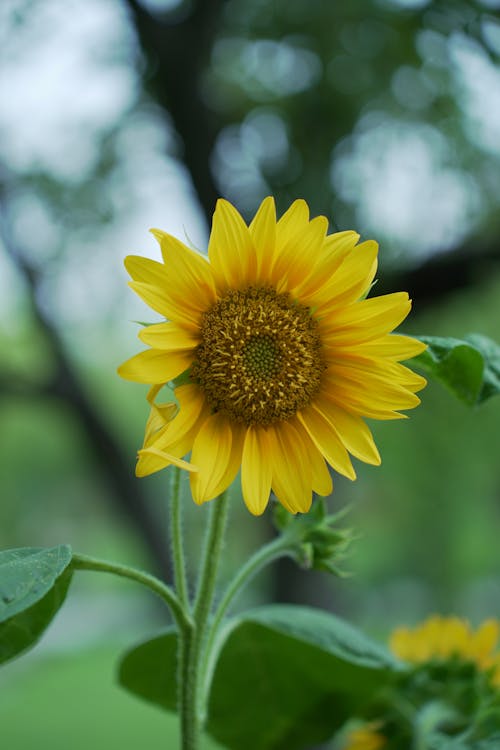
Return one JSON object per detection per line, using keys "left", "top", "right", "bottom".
{"left": 0, "top": 644, "right": 222, "bottom": 750}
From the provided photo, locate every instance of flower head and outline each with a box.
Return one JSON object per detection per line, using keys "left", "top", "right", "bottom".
{"left": 118, "top": 197, "right": 426, "bottom": 514}
{"left": 390, "top": 615, "right": 500, "bottom": 684}
{"left": 337, "top": 617, "right": 500, "bottom": 749}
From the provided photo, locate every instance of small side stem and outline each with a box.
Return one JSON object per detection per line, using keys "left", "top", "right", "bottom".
{"left": 211, "top": 536, "right": 291, "bottom": 635}
{"left": 201, "top": 536, "right": 293, "bottom": 696}
{"left": 71, "top": 553, "right": 191, "bottom": 632}
{"left": 170, "top": 466, "right": 189, "bottom": 608}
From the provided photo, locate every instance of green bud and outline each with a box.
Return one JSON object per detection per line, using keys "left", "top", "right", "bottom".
{"left": 273, "top": 498, "right": 354, "bottom": 577}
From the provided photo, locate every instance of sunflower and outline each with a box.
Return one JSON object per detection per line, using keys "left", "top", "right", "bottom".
{"left": 390, "top": 615, "right": 500, "bottom": 683}
{"left": 118, "top": 197, "right": 426, "bottom": 515}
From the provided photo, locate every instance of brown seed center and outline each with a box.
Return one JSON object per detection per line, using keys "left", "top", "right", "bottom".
{"left": 191, "top": 287, "right": 325, "bottom": 426}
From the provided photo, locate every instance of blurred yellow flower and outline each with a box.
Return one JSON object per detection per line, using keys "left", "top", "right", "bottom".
{"left": 390, "top": 615, "right": 500, "bottom": 684}
{"left": 343, "top": 724, "right": 386, "bottom": 750}
{"left": 119, "top": 197, "right": 426, "bottom": 514}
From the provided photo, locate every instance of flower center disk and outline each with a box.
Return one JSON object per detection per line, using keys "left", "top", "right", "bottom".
{"left": 192, "top": 287, "right": 325, "bottom": 426}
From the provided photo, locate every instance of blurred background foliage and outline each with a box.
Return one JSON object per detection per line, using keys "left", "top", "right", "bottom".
{"left": 1, "top": 0, "right": 500, "bottom": 746}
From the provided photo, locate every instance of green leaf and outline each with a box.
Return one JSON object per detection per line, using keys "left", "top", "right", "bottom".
{"left": 465, "top": 334, "right": 500, "bottom": 403}
{"left": 474, "top": 739, "right": 500, "bottom": 750}
{"left": 412, "top": 335, "right": 500, "bottom": 406}
{"left": 0, "top": 545, "right": 73, "bottom": 664}
{"left": 207, "top": 605, "right": 399, "bottom": 750}
{"left": 427, "top": 738, "right": 470, "bottom": 750}
{"left": 120, "top": 605, "right": 400, "bottom": 750}
{"left": 118, "top": 628, "right": 177, "bottom": 712}
{"left": 427, "top": 736, "right": 500, "bottom": 750}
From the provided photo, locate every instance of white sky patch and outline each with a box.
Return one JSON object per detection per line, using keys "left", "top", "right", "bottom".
{"left": 40, "top": 153, "right": 208, "bottom": 354}
{"left": 8, "top": 192, "right": 63, "bottom": 265}
{"left": 0, "top": 0, "right": 207, "bottom": 363}
{"left": 213, "top": 37, "right": 321, "bottom": 99}
{"left": 0, "top": 0, "right": 138, "bottom": 180}
{"left": 331, "top": 120, "right": 480, "bottom": 259}
{"left": 449, "top": 32, "right": 500, "bottom": 157}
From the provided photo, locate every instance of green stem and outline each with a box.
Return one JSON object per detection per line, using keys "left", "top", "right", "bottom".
{"left": 201, "top": 536, "right": 293, "bottom": 697}
{"left": 413, "top": 701, "right": 459, "bottom": 750}
{"left": 193, "top": 492, "right": 230, "bottom": 626}
{"left": 71, "top": 553, "right": 191, "bottom": 632}
{"left": 180, "top": 492, "right": 230, "bottom": 750}
{"left": 179, "top": 622, "right": 196, "bottom": 750}
{"left": 170, "top": 466, "right": 189, "bottom": 608}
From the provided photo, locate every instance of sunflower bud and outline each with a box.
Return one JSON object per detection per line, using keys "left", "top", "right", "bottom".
{"left": 273, "top": 498, "right": 354, "bottom": 576}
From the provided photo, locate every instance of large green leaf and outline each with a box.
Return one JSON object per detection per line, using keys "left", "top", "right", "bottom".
{"left": 412, "top": 335, "right": 500, "bottom": 406}
{"left": 118, "top": 628, "right": 178, "bottom": 711}
{"left": 119, "top": 605, "right": 399, "bottom": 750}
{"left": 207, "top": 605, "right": 399, "bottom": 750}
{"left": 0, "top": 545, "right": 73, "bottom": 664}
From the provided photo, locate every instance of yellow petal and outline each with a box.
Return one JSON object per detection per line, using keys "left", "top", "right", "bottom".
{"left": 210, "top": 422, "right": 246, "bottom": 500}
{"left": 136, "top": 447, "right": 197, "bottom": 477}
{"left": 325, "top": 366, "right": 423, "bottom": 410}
{"left": 269, "top": 421, "right": 313, "bottom": 514}
{"left": 147, "top": 383, "right": 163, "bottom": 403}
{"left": 129, "top": 281, "right": 201, "bottom": 331}
{"left": 320, "top": 292, "right": 412, "bottom": 345}
{"left": 248, "top": 196, "right": 277, "bottom": 281}
{"left": 323, "top": 229, "right": 360, "bottom": 260}
{"left": 326, "top": 352, "right": 427, "bottom": 393}
{"left": 143, "top": 401, "right": 177, "bottom": 446}
{"left": 275, "top": 199, "right": 310, "bottom": 252}
{"left": 125, "top": 255, "right": 168, "bottom": 286}
{"left": 315, "top": 399, "right": 381, "bottom": 466}
{"left": 443, "top": 617, "right": 469, "bottom": 656}
{"left": 241, "top": 425, "right": 273, "bottom": 515}
{"left": 118, "top": 348, "right": 192, "bottom": 384}
{"left": 272, "top": 215, "right": 328, "bottom": 292}
{"left": 150, "top": 230, "right": 217, "bottom": 310}
{"left": 208, "top": 199, "right": 256, "bottom": 290}
{"left": 296, "top": 230, "right": 359, "bottom": 300}
{"left": 139, "top": 322, "right": 200, "bottom": 350}
{"left": 469, "top": 620, "right": 499, "bottom": 663}
{"left": 136, "top": 447, "right": 171, "bottom": 476}
{"left": 324, "top": 383, "right": 409, "bottom": 420}
{"left": 389, "top": 627, "right": 413, "bottom": 660}
{"left": 190, "top": 413, "right": 234, "bottom": 503}
{"left": 293, "top": 418, "right": 333, "bottom": 495}
{"left": 312, "top": 240, "right": 379, "bottom": 312}
{"left": 297, "top": 404, "right": 356, "bottom": 480}
{"left": 151, "top": 384, "right": 207, "bottom": 452}
{"left": 350, "top": 334, "right": 427, "bottom": 361}
{"left": 128, "top": 281, "right": 172, "bottom": 318}
{"left": 343, "top": 725, "right": 386, "bottom": 750}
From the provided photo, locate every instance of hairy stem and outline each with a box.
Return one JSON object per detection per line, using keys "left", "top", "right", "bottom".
{"left": 179, "top": 492, "right": 229, "bottom": 749}
{"left": 170, "top": 466, "right": 189, "bottom": 608}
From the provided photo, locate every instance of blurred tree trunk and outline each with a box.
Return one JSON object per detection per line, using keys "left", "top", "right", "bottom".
{"left": 0, "top": 202, "right": 171, "bottom": 578}
{"left": 126, "top": 0, "right": 222, "bottom": 221}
